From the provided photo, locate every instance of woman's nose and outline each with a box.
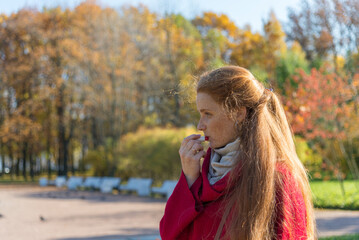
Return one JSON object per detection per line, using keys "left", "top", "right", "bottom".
{"left": 197, "top": 119, "right": 206, "bottom": 131}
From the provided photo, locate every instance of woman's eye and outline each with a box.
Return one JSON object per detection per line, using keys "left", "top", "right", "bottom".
{"left": 205, "top": 112, "right": 212, "bottom": 116}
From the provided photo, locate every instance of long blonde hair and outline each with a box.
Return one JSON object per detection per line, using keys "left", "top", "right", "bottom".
{"left": 197, "top": 66, "right": 316, "bottom": 240}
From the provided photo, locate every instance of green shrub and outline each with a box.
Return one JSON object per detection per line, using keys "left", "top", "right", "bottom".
{"left": 294, "top": 136, "right": 323, "bottom": 180}
{"left": 117, "top": 126, "right": 199, "bottom": 182}
{"left": 82, "top": 140, "right": 117, "bottom": 177}
{"left": 82, "top": 147, "right": 108, "bottom": 176}
{"left": 275, "top": 43, "right": 309, "bottom": 94}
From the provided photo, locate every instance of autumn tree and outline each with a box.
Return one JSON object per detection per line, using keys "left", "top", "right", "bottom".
{"left": 0, "top": 9, "right": 45, "bottom": 180}
{"left": 275, "top": 41, "right": 310, "bottom": 94}
{"left": 192, "top": 12, "right": 238, "bottom": 69}
{"left": 231, "top": 11, "right": 288, "bottom": 84}
{"left": 284, "top": 67, "right": 359, "bottom": 180}
{"left": 157, "top": 13, "right": 203, "bottom": 126}
{"left": 262, "top": 11, "right": 287, "bottom": 81}
{"left": 286, "top": 0, "right": 359, "bottom": 73}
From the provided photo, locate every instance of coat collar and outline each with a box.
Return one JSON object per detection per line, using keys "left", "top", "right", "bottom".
{"left": 200, "top": 148, "right": 230, "bottom": 202}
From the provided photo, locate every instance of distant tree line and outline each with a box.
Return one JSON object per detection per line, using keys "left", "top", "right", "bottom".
{"left": 0, "top": 0, "right": 358, "bottom": 180}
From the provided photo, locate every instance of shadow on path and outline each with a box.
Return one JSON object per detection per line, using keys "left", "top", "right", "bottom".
{"left": 53, "top": 231, "right": 160, "bottom": 240}
{"left": 316, "top": 212, "right": 359, "bottom": 237}
{"left": 22, "top": 188, "right": 166, "bottom": 203}
{"left": 53, "top": 236, "right": 160, "bottom": 240}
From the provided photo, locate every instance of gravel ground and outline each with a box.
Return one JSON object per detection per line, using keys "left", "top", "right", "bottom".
{"left": 0, "top": 185, "right": 359, "bottom": 240}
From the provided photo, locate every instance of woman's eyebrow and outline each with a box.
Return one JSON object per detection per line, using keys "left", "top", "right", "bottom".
{"left": 199, "top": 108, "right": 212, "bottom": 113}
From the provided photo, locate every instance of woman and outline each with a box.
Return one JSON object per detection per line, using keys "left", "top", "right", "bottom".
{"left": 160, "top": 66, "right": 316, "bottom": 240}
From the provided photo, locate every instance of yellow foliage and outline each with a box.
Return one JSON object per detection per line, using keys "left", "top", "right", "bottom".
{"left": 291, "top": 41, "right": 306, "bottom": 59}
{"left": 335, "top": 55, "right": 345, "bottom": 70}
{"left": 263, "top": 11, "right": 287, "bottom": 55}
{"left": 193, "top": 11, "right": 238, "bottom": 38}
{"left": 0, "top": 14, "right": 8, "bottom": 23}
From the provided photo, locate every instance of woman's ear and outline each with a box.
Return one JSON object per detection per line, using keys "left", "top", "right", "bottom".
{"left": 236, "top": 107, "right": 246, "bottom": 123}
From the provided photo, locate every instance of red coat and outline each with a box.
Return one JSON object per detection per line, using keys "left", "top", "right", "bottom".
{"left": 160, "top": 149, "right": 307, "bottom": 240}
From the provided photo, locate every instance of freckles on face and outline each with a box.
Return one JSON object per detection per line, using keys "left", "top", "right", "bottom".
{"left": 196, "top": 92, "right": 237, "bottom": 149}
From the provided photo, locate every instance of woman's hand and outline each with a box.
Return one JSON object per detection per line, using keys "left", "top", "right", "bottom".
{"left": 179, "top": 134, "right": 206, "bottom": 187}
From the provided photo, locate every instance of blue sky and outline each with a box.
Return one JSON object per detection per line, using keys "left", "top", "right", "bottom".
{"left": 0, "top": 0, "right": 302, "bottom": 33}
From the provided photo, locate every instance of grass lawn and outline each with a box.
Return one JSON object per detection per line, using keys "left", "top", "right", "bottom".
{"left": 310, "top": 180, "right": 359, "bottom": 210}
{"left": 0, "top": 175, "right": 38, "bottom": 185}
{"left": 319, "top": 234, "right": 359, "bottom": 240}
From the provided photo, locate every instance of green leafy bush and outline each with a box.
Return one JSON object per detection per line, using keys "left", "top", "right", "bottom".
{"left": 82, "top": 149, "right": 106, "bottom": 175}
{"left": 294, "top": 136, "right": 323, "bottom": 180}
{"left": 117, "top": 126, "right": 199, "bottom": 182}
{"left": 82, "top": 145, "right": 117, "bottom": 176}
{"left": 275, "top": 42, "right": 309, "bottom": 93}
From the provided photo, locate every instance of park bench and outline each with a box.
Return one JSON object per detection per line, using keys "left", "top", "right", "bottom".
{"left": 81, "top": 177, "right": 103, "bottom": 190}
{"left": 136, "top": 178, "right": 153, "bottom": 196}
{"left": 100, "top": 177, "right": 121, "bottom": 193}
{"left": 55, "top": 176, "right": 67, "bottom": 188}
{"left": 66, "top": 176, "right": 83, "bottom": 190}
{"left": 152, "top": 180, "right": 178, "bottom": 199}
{"left": 39, "top": 177, "right": 48, "bottom": 187}
{"left": 120, "top": 178, "right": 153, "bottom": 197}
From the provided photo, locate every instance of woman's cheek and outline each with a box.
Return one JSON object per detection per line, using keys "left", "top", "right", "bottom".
{"left": 208, "top": 139, "right": 215, "bottom": 149}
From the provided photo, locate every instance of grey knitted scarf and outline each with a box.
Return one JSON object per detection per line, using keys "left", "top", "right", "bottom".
{"left": 208, "top": 138, "right": 240, "bottom": 185}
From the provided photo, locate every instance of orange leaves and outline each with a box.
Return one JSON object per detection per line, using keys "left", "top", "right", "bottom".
{"left": 284, "top": 67, "right": 356, "bottom": 141}
{"left": 0, "top": 115, "right": 41, "bottom": 143}
{"left": 314, "top": 29, "right": 333, "bottom": 54}
{"left": 61, "top": 38, "right": 84, "bottom": 61}
{"left": 352, "top": 73, "right": 359, "bottom": 88}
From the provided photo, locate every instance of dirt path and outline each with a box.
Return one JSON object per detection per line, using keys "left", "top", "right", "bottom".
{"left": 0, "top": 186, "right": 358, "bottom": 240}
{"left": 0, "top": 186, "right": 163, "bottom": 240}
{"left": 316, "top": 209, "right": 359, "bottom": 237}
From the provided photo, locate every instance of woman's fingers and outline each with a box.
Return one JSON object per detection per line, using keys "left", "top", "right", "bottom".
{"left": 182, "top": 135, "right": 203, "bottom": 150}
{"left": 181, "top": 134, "right": 201, "bottom": 147}
{"left": 179, "top": 135, "right": 206, "bottom": 187}
{"left": 194, "top": 150, "right": 206, "bottom": 159}
{"left": 190, "top": 142, "right": 204, "bottom": 154}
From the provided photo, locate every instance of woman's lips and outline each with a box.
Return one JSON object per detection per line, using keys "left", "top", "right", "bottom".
{"left": 198, "top": 136, "right": 209, "bottom": 141}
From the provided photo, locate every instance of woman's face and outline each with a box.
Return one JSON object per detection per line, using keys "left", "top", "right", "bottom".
{"left": 196, "top": 92, "right": 238, "bottom": 149}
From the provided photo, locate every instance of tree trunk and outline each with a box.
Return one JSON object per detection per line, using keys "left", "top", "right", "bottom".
{"left": 15, "top": 156, "right": 20, "bottom": 176}
{"left": 57, "top": 84, "right": 67, "bottom": 176}
{"left": 91, "top": 115, "right": 100, "bottom": 149}
{"left": 46, "top": 141, "right": 52, "bottom": 179}
{"left": 8, "top": 144, "right": 14, "bottom": 180}
{"left": 1, "top": 146, "right": 5, "bottom": 176}
{"left": 22, "top": 142, "right": 28, "bottom": 180}
{"left": 29, "top": 143, "right": 34, "bottom": 181}
{"left": 64, "top": 139, "right": 69, "bottom": 176}
{"left": 71, "top": 143, "right": 75, "bottom": 175}
{"left": 67, "top": 105, "right": 75, "bottom": 176}
{"left": 80, "top": 134, "right": 88, "bottom": 173}
{"left": 165, "top": 21, "right": 181, "bottom": 126}
{"left": 338, "top": 140, "right": 359, "bottom": 191}
{"left": 329, "top": 142, "right": 346, "bottom": 197}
